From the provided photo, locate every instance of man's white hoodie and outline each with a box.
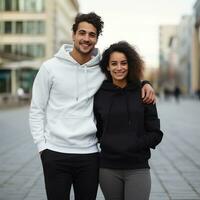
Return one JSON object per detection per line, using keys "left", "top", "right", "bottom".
{"left": 29, "top": 44, "right": 105, "bottom": 153}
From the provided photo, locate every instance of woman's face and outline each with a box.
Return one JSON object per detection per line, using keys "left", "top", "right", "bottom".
{"left": 107, "top": 52, "right": 128, "bottom": 84}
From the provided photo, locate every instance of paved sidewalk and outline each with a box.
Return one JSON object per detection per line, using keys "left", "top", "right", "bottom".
{"left": 0, "top": 98, "right": 200, "bottom": 200}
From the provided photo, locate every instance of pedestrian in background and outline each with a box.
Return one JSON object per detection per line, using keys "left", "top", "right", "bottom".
{"left": 29, "top": 13, "right": 155, "bottom": 200}
{"left": 195, "top": 88, "right": 200, "bottom": 100}
{"left": 94, "top": 41, "right": 163, "bottom": 200}
{"left": 174, "top": 86, "right": 181, "bottom": 103}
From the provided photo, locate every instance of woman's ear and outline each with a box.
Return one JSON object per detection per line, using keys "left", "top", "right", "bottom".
{"left": 107, "top": 66, "right": 110, "bottom": 71}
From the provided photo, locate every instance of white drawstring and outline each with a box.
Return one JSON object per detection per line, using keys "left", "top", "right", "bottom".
{"left": 76, "top": 65, "right": 79, "bottom": 101}
{"left": 84, "top": 65, "right": 90, "bottom": 101}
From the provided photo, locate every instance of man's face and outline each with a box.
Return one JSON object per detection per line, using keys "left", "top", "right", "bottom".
{"left": 72, "top": 22, "right": 98, "bottom": 55}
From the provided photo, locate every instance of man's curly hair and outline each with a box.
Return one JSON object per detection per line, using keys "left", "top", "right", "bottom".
{"left": 100, "top": 41, "right": 144, "bottom": 83}
{"left": 72, "top": 12, "right": 104, "bottom": 38}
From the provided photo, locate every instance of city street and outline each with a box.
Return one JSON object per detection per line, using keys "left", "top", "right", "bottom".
{"left": 0, "top": 98, "right": 200, "bottom": 200}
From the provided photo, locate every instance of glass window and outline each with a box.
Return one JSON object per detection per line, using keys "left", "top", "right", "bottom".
{"left": 26, "top": 21, "right": 34, "bottom": 34}
{"left": 22, "top": 44, "right": 27, "bottom": 55}
{"left": 36, "top": 0, "right": 44, "bottom": 12}
{"left": 38, "top": 21, "right": 45, "bottom": 34}
{"left": 15, "top": 44, "right": 23, "bottom": 55}
{"left": 0, "top": 0, "right": 4, "bottom": 11}
{"left": 0, "top": 45, "right": 3, "bottom": 52}
{"left": 26, "top": 44, "right": 45, "bottom": 58}
{"left": 12, "top": 44, "right": 16, "bottom": 54}
{"left": 23, "top": 21, "right": 27, "bottom": 34}
{"left": 5, "top": 0, "right": 12, "bottom": 11}
{"left": 27, "top": 44, "right": 34, "bottom": 57}
{"left": 15, "top": 0, "right": 19, "bottom": 10}
{"left": 0, "top": 21, "right": 3, "bottom": 34}
{"left": 23, "top": 0, "right": 28, "bottom": 11}
{"left": 22, "top": 0, "right": 44, "bottom": 12}
{"left": 16, "top": 21, "right": 23, "bottom": 34}
{"left": 36, "top": 44, "right": 45, "bottom": 57}
{"left": 4, "top": 21, "right": 12, "bottom": 33}
{"left": 18, "top": 0, "right": 25, "bottom": 11}
{"left": 24, "top": 0, "right": 36, "bottom": 12}
{"left": 4, "top": 45, "right": 12, "bottom": 53}
{"left": 14, "top": 21, "right": 45, "bottom": 35}
{"left": 32, "top": 21, "right": 37, "bottom": 34}
{"left": 13, "top": 44, "right": 27, "bottom": 56}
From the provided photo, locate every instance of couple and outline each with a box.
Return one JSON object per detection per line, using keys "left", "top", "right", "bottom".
{"left": 29, "top": 12, "right": 163, "bottom": 200}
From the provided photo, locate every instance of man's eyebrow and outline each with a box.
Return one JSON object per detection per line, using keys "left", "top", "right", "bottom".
{"left": 78, "top": 29, "right": 86, "bottom": 32}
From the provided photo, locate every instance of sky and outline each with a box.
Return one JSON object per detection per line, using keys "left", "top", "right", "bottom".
{"left": 78, "top": 0, "right": 196, "bottom": 68}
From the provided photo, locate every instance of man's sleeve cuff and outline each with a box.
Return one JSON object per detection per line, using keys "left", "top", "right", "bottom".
{"left": 141, "top": 80, "right": 151, "bottom": 87}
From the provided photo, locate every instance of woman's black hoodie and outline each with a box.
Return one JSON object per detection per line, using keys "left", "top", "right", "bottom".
{"left": 94, "top": 80, "right": 163, "bottom": 169}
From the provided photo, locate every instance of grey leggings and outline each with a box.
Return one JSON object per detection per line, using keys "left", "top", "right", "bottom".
{"left": 99, "top": 168, "right": 151, "bottom": 200}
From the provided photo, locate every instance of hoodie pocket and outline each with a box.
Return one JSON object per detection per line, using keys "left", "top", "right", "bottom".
{"left": 48, "top": 113, "right": 97, "bottom": 146}
{"left": 100, "top": 133, "right": 137, "bottom": 155}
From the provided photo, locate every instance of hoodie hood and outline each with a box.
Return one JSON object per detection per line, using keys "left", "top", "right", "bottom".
{"left": 54, "top": 44, "right": 101, "bottom": 67}
{"left": 98, "top": 80, "right": 142, "bottom": 129}
{"left": 100, "top": 80, "right": 141, "bottom": 91}
{"left": 53, "top": 44, "right": 103, "bottom": 102}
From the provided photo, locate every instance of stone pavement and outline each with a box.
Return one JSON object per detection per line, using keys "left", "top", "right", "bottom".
{"left": 0, "top": 98, "right": 200, "bottom": 200}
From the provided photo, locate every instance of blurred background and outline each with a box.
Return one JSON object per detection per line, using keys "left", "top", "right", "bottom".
{"left": 0, "top": 0, "right": 200, "bottom": 104}
{"left": 0, "top": 1, "right": 200, "bottom": 200}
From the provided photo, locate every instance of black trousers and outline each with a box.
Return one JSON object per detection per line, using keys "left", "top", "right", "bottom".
{"left": 40, "top": 149, "right": 99, "bottom": 200}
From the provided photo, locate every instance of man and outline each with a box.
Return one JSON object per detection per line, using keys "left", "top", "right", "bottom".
{"left": 29, "top": 12, "right": 155, "bottom": 200}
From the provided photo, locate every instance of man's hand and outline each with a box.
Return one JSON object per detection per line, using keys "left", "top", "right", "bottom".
{"left": 141, "top": 83, "right": 156, "bottom": 104}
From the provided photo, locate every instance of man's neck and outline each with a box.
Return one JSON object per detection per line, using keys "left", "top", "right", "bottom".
{"left": 70, "top": 49, "right": 92, "bottom": 65}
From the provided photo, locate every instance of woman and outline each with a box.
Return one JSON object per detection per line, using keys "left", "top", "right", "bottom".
{"left": 94, "top": 41, "right": 163, "bottom": 200}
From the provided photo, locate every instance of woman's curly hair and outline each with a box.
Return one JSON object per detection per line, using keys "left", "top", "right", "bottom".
{"left": 100, "top": 41, "right": 144, "bottom": 83}
{"left": 72, "top": 12, "right": 104, "bottom": 38}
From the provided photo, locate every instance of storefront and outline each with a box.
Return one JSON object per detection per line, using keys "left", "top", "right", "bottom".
{"left": 0, "top": 61, "right": 40, "bottom": 98}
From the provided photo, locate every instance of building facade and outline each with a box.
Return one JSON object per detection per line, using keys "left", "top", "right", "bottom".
{"left": 192, "top": 0, "right": 200, "bottom": 94}
{"left": 0, "top": 0, "right": 79, "bottom": 96}
{"left": 177, "top": 15, "right": 193, "bottom": 94}
{"left": 159, "top": 25, "right": 178, "bottom": 92}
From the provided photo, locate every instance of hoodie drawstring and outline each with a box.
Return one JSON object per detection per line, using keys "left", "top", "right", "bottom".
{"left": 104, "top": 89, "right": 132, "bottom": 133}
{"left": 104, "top": 94, "right": 115, "bottom": 133}
{"left": 75, "top": 65, "right": 90, "bottom": 102}
{"left": 76, "top": 65, "right": 79, "bottom": 101}
{"left": 125, "top": 91, "right": 132, "bottom": 126}
{"left": 84, "top": 65, "right": 90, "bottom": 101}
